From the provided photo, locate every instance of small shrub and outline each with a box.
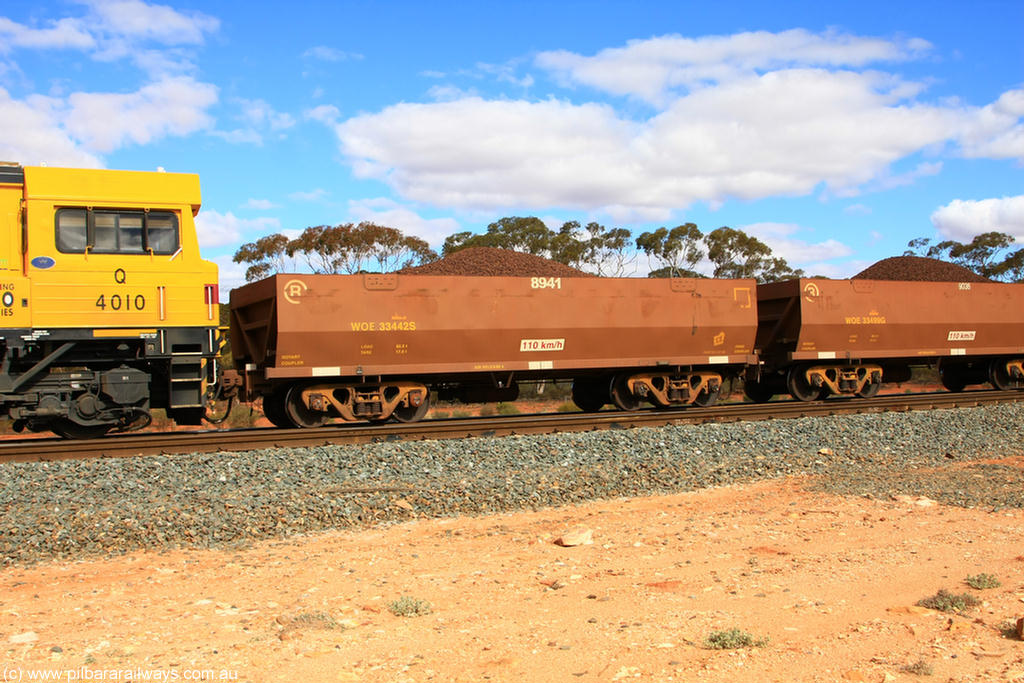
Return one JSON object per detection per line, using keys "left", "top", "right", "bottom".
{"left": 451, "top": 410, "right": 471, "bottom": 419}
{"left": 916, "top": 589, "right": 981, "bottom": 614}
{"left": 557, "top": 401, "right": 581, "bottom": 413}
{"left": 477, "top": 405, "right": 496, "bottom": 417}
{"left": 495, "top": 402, "right": 520, "bottom": 415}
{"left": 703, "top": 628, "right": 768, "bottom": 650}
{"left": 998, "top": 618, "right": 1023, "bottom": 640}
{"left": 388, "top": 596, "right": 432, "bottom": 617}
{"left": 901, "top": 659, "right": 934, "bottom": 676}
{"left": 964, "top": 573, "right": 1001, "bottom": 590}
{"left": 430, "top": 410, "right": 450, "bottom": 419}
{"left": 279, "top": 610, "right": 342, "bottom": 636}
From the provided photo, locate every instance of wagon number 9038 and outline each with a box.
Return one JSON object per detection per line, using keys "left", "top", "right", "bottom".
{"left": 95, "top": 293, "right": 146, "bottom": 311}
{"left": 530, "top": 277, "right": 562, "bottom": 290}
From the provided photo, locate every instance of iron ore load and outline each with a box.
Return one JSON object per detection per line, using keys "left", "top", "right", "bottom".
{"left": 229, "top": 273, "right": 759, "bottom": 426}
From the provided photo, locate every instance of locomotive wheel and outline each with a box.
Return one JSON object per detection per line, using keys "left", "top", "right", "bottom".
{"left": 392, "top": 395, "right": 430, "bottom": 423}
{"left": 51, "top": 419, "right": 112, "bottom": 440}
{"left": 610, "top": 375, "right": 642, "bottom": 411}
{"left": 742, "top": 379, "right": 774, "bottom": 403}
{"left": 939, "top": 367, "right": 966, "bottom": 393}
{"left": 988, "top": 360, "right": 1019, "bottom": 390}
{"left": 786, "top": 367, "right": 820, "bottom": 402}
{"left": 856, "top": 381, "right": 881, "bottom": 398}
{"left": 571, "top": 378, "right": 607, "bottom": 412}
{"left": 262, "top": 389, "right": 293, "bottom": 428}
{"left": 284, "top": 386, "right": 327, "bottom": 428}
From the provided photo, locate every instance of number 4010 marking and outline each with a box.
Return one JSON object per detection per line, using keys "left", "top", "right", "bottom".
{"left": 530, "top": 277, "right": 561, "bottom": 290}
{"left": 96, "top": 293, "right": 146, "bottom": 311}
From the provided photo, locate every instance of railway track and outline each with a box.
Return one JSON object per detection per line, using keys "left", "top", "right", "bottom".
{"left": 0, "top": 389, "right": 1019, "bottom": 464}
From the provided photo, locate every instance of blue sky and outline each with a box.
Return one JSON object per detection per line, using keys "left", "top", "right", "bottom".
{"left": 2, "top": 0, "right": 1022, "bottom": 290}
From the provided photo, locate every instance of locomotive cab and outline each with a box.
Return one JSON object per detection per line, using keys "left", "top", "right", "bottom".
{"left": 0, "top": 163, "right": 222, "bottom": 437}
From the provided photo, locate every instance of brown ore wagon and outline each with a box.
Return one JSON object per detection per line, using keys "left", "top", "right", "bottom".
{"left": 746, "top": 278, "right": 1024, "bottom": 402}
{"left": 230, "top": 273, "right": 759, "bottom": 427}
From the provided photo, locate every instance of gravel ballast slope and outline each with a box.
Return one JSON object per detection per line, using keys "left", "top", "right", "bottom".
{"left": 2, "top": 402, "right": 1023, "bottom": 566}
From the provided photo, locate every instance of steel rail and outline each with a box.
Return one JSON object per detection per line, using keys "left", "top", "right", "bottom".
{"left": 0, "top": 389, "right": 1019, "bottom": 464}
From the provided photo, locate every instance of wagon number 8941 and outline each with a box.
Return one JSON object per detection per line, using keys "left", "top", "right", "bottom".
{"left": 530, "top": 277, "right": 561, "bottom": 290}
{"left": 96, "top": 294, "right": 146, "bottom": 311}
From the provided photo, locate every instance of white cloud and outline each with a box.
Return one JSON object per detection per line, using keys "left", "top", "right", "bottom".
{"left": 535, "top": 29, "right": 931, "bottom": 105}
{"left": 63, "top": 76, "right": 218, "bottom": 153}
{"left": 0, "top": 16, "right": 95, "bottom": 51}
{"left": 957, "top": 88, "right": 1024, "bottom": 160}
{"left": 239, "top": 98, "right": 295, "bottom": 131}
{"left": 302, "top": 46, "right": 362, "bottom": 62}
{"left": 82, "top": 0, "right": 219, "bottom": 46}
{"left": 289, "top": 188, "right": 328, "bottom": 201}
{"left": 930, "top": 195, "right": 1024, "bottom": 242}
{"left": 844, "top": 203, "right": 873, "bottom": 216}
{"left": 347, "top": 198, "right": 461, "bottom": 247}
{"left": 208, "top": 128, "right": 262, "bottom": 145}
{"left": 243, "top": 198, "right": 278, "bottom": 210}
{"left": 305, "top": 104, "right": 340, "bottom": 125}
{"left": 1, "top": 2, "right": 218, "bottom": 76}
{"left": 194, "top": 209, "right": 281, "bottom": 249}
{"left": 742, "top": 222, "right": 854, "bottom": 264}
{"left": 0, "top": 87, "right": 102, "bottom": 166}
{"left": 334, "top": 27, "right": 1023, "bottom": 216}
{"left": 208, "top": 254, "right": 248, "bottom": 295}
{"left": 335, "top": 70, "right": 977, "bottom": 213}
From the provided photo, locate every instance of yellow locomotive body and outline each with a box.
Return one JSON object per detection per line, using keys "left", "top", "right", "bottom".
{"left": 0, "top": 162, "right": 221, "bottom": 437}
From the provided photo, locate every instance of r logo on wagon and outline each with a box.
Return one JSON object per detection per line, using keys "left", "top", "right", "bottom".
{"left": 283, "top": 279, "right": 308, "bottom": 304}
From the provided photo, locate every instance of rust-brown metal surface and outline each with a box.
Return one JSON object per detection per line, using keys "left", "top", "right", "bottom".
{"left": 230, "top": 274, "right": 759, "bottom": 381}
{"left": 756, "top": 278, "right": 1024, "bottom": 364}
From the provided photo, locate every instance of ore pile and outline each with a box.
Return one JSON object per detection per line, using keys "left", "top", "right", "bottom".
{"left": 853, "top": 255, "right": 990, "bottom": 282}
{"left": 400, "top": 247, "right": 593, "bottom": 277}
{"left": 2, "top": 402, "right": 1023, "bottom": 566}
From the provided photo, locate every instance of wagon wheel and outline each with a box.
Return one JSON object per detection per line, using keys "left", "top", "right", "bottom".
{"left": 786, "top": 367, "right": 820, "bottom": 402}
{"left": 692, "top": 385, "right": 721, "bottom": 407}
{"left": 51, "top": 418, "right": 112, "bottom": 440}
{"left": 856, "top": 381, "right": 881, "bottom": 398}
{"left": 392, "top": 394, "right": 431, "bottom": 423}
{"left": 988, "top": 359, "right": 1020, "bottom": 390}
{"left": 571, "top": 378, "right": 607, "bottom": 412}
{"left": 939, "top": 366, "right": 966, "bottom": 393}
{"left": 284, "top": 385, "right": 327, "bottom": 428}
{"left": 742, "top": 379, "right": 775, "bottom": 403}
{"left": 262, "top": 388, "right": 293, "bottom": 428}
{"left": 610, "top": 375, "right": 642, "bottom": 411}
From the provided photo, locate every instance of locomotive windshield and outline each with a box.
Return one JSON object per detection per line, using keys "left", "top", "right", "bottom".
{"left": 55, "top": 208, "right": 180, "bottom": 255}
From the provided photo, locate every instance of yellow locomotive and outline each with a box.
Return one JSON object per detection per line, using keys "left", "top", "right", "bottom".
{"left": 0, "top": 162, "right": 224, "bottom": 437}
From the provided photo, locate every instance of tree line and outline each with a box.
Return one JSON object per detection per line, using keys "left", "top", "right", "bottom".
{"left": 233, "top": 216, "right": 1023, "bottom": 283}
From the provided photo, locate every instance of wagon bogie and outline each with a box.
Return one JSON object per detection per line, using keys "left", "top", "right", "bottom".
{"left": 271, "top": 380, "right": 430, "bottom": 426}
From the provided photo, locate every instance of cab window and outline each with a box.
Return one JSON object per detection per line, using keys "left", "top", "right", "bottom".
{"left": 56, "top": 209, "right": 180, "bottom": 255}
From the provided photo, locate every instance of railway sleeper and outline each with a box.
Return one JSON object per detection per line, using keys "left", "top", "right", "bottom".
{"left": 625, "top": 372, "right": 723, "bottom": 408}
{"left": 791, "top": 364, "right": 883, "bottom": 401}
{"left": 288, "top": 380, "right": 429, "bottom": 426}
